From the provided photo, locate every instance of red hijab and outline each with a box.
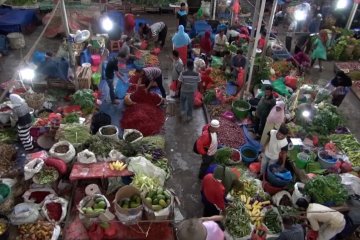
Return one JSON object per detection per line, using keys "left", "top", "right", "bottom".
{"left": 200, "top": 31, "right": 212, "bottom": 54}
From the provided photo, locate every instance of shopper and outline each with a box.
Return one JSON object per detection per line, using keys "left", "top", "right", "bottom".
{"left": 172, "top": 25, "right": 191, "bottom": 65}
{"left": 124, "top": 13, "right": 135, "bottom": 37}
{"left": 195, "top": 119, "right": 220, "bottom": 179}
{"left": 105, "top": 53, "right": 125, "bottom": 104}
{"left": 213, "top": 30, "right": 228, "bottom": 56}
{"left": 170, "top": 50, "right": 184, "bottom": 98}
{"left": 277, "top": 216, "right": 305, "bottom": 240}
{"left": 177, "top": 2, "right": 188, "bottom": 28}
{"left": 311, "top": 30, "right": 327, "bottom": 72}
{"left": 258, "top": 32, "right": 267, "bottom": 50}
{"left": 296, "top": 199, "right": 346, "bottom": 240}
{"left": 135, "top": 66, "right": 166, "bottom": 99}
{"left": 10, "top": 94, "right": 34, "bottom": 151}
{"left": 200, "top": 31, "right": 212, "bottom": 56}
{"left": 176, "top": 216, "right": 225, "bottom": 240}
{"left": 308, "top": 14, "right": 322, "bottom": 34}
{"left": 139, "top": 22, "right": 168, "bottom": 48}
{"left": 254, "top": 85, "right": 276, "bottom": 137}
{"left": 261, "top": 123, "right": 290, "bottom": 175}
{"left": 330, "top": 70, "right": 352, "bottom": 107}
{"left": 178, "top": 59, "right": 201, "bottom": 121}
{"left": 260, "top": 101, "right": 286, "bottom": 146}
{"left": 222, "top": 50, "right": 232, "bottom": 73}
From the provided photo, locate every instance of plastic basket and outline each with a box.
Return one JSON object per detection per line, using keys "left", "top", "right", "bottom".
{"left": 295, "top": 152, "right": 310, "bottom": 169}
{"left": 317, "top": 150, "right": 337, "bottom": 169}
{"left": 0, "top": 184, "right": 10, "bottom": 204}
{"left": 232, "top": 100, "right": 251, "bottom": 120}
{"left": 266, "top": 164, "right": 292, "bottom": 188}
{"left": 240, "top": 146, "right": 258, "bottom": 164}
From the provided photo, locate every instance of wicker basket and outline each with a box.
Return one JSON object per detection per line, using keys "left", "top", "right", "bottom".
{"left": 23, "top": 92, "right": 45, "bottom": 110}
{"left": 0, "top": 194, "right": 14, "bottom": 215}
{"left": 7, "top": 32, "right": 25, "bottom": 50}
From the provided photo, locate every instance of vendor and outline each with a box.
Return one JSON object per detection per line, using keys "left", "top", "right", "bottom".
{"left": 221, "top": 50, "right": 232, "bottom": 73}
{"left": 226, "top": 29, "right": 240, "bottom": 43}
{"left": 205, "top": 164, "right": 242, "bottom": 194}
{"left": 231, "top": 49, "right": 246, "bottom": 80}
{"left": 257, "top": 32, "right": 266, "bottom": 50}
{"left": 260, "top": 101, "right": 286, "bottom": 146}
{"left": 261, "top": 123, "right": 289, "bottom": 175}
{"left": 135, "top": 66, "right": 166, "bottom": 99}
{"left": 105, "top": 52, "right": 126, "bottom": 104}
{"left": 330, "top": 70, "right": 352, "bottom": 107}
{"left": 254, "top": 85, "right": 276, "bottom": 137}
{"left": 124, "top": 13, "right": 135, "bottom": 37}
{"left": 195, "top": 119, "right": 220, "bottom": 179}
{"left": 10, "top": 94, "right": 34, "bottom": 151}
{"left": 296, "top": 199, "right": 346, "bottom": 240}
{"left": 200, "top": 31, "right": 212, "bottom": 56}
{"left": 90, "top": 111, "right": 112, "bottom": 135}
{"left": 277, "top": 216, "right": 305, "bottom": 240}
{"left": 176, "top": 216, "right": 225, "bottom": 240}
{"left": 213, "top": 30, "right": 228, "bottom": 57}
{"left": 139, "top": 22, "right": 168, "bottom": 48}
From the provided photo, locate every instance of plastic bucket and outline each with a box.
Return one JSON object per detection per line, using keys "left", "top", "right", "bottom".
{"left": 91, "top": 54, "right": 101, "bottom": 66}
{"left": 295, "top": 152, "right": 310, "bottom": 169}
{"left": 317, "top": 150, "right": 337, "bottom": 169}
{"left": 266, "top": 164, "right": 292, "bottom": 188}
{"left": 240, "top": 146, "right": 258, "bottom": 164}
{"left": 232, "top": 100, "right": 250, "bottom": 119}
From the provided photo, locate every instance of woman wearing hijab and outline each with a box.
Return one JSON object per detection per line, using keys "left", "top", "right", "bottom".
{"left": 172, "top": 25, "right": 191, "bottom": 66}
{"left": 311, "top": 30, "right": 328, "bottom": 72}
{"left": 200, "top": 31, "right": 212, "bottom": 56}
{"left": 10, "top": 94, "right": 34, "bottom": 151}
{"left": 260, "top": 101, "right": 285, "bottom": 146}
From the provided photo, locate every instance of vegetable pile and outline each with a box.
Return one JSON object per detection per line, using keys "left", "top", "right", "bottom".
{"left": 0, "top": 143, "right": 16, "bottom": 176}
{"left": 0, "top": 128, "right": 17, "bottom": 143}
{"left": 264, "top": 208, "right": 282, "bottom": 233}
{"left": 225, "top": 200, "right": 252, "bottom": 238}
{"left": 209, "top": 69, "right": 226, "bottom": 86}
{"left": 83, "top": 136, "right": 137, "bottom": 158}
{"left": 121, "top": 104, "right": 165, "bottom": 136}
{"left": 125, "top": 131, "right": 142, "bottom": 143}
{"left": 56, "top": 124, "right": 91, "bottom": 146}
{"left": 330, "top": 134, "right": 360, "bottom": 167}
{"left": 63, "top": 113, "right": 79, "bottom": 124}
{"left": 131, "top": 173, "right": 160, "bottom": 192}
{"left": 81, "top": 196, "right": 107, "bottom": 215}
{"left": 17, "top": 221, "right": 55, "bottom": 240}
{"left": 33, "top": 167, "right": 59, "bottom": 184}
{"left": 118, "top": 194, "right": 142, "bottom": 209}
{"left": 144, "top": 188, "right": 172, "bottom": 211}
{"left": 214, "top": 147, "right": 232, "bottom": 165}
{"left": 72, "top": 89, "right": 95, "bottom": 114}
{"left": 217, "top": 118, "right": 246, "bottom": 148}
{"left": 304, "top": 174, "right": 348, "bottom": 206}
{"left": 308, "top": 103, "right": 342, "bottom": 135}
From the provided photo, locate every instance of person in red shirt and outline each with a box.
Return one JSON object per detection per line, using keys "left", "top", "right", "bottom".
{"left": 124, "top": 13, "right": 135, "bottom": 37}
{"left": 258, "top": 32, "right": 266, "bottom": 50}
{"left": 200, "top": 31, "right": 212, "bottom": 56}
{"left": 194, "top": 120, "right": 220, "bottom": 179}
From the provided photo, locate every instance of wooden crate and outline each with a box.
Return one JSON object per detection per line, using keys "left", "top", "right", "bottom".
{"left": 47, "top": 78, "right": 75, "bottom": 90}
{"left": 76, "top": 66, "right": 92, "bottom": 89}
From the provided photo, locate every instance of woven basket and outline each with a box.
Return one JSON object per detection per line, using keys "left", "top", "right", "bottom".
{"left": 23, "top": 92, "right": 45, "bottom": 110}
{"left": 7, "top": 32, "right": 25, "bottom": 50}
{"left": 0, "top": 194, "right": 14, "bottom": 215}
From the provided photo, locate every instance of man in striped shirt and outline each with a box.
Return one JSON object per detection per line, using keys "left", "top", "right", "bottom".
{"left": 178, "top": 59, "right": 201, "bottom": 121}
{"left": 135, "top": 67, "right": 166, "bottom": 100}
{"left": 139, "top": 22, "right": 168, "bottom": 47}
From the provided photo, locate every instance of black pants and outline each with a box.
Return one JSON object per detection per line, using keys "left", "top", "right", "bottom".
{"left": 106, "top": 78, "right": 116, "bottom": 103}
{"left": 201, "top": 191, "right": 220, "bottom": 217}
{"left": 158, "top": 25, "right": 168, "bottom": 47}
{"left": 254, "top": 116, "right": 266, "bottom": 136}
{"left": 154, "top": 75, "right": 166, "bottom": 98}
{"left": 285, "top": 36, "right": 292, "bottom": 52}
{"left": 198, "top": 154, "right": 214, "bottom": 179}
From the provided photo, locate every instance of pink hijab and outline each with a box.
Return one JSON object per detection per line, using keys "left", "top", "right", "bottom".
{"left": 267, "top": 101, "right": 285, "bottom": 124}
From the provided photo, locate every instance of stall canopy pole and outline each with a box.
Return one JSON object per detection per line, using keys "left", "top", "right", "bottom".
{"left": 246, "top": 0, "right": 266, "bottom": 93}
{"left": 262, "top": 0, "right": 277, "bottom": 58}
{"left": 346, "top": 2, "right": 359, "bottom": 30}
{"left": 60, "top": 0, "right": 79, "bottom": 90}
{"left": 212, "top": 0, "right": 217, "bottom": 20}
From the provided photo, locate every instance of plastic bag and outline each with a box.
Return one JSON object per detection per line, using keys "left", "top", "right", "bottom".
{"left": 237, "top": 68, "right": 245, "bottom": 89}
{"left": 211, "top": 56, "right": 223, "bottom": 68}
{"left": 115, "top": 78, "right": 130, "bottom": 100}
{"left": 128, "top": 156, "right": 166, "bottom": 186}
{"left": 314, "top": 88, "right": 331, "bottom": 103}
{"left": 98, "top": 125, "right": 119, "bottom": 141}
{"left": 9, "top": 202, "right": 40, "bottom": 225}
{"left": 272, "top": 190, "right": 292, "bottom": 207}
{"left": 194, "top": 57, "right": 206, "bottom": 73}
{"left": 77, "top": 149, "right": 97, "bottom": 164}
{"left": 272, "top": 78, "right": 291, "bottom": 96}
{"left": 292, "top": 182, "right": 310, "bottom": 206}
{"left": 123, "top": 129, "right": 143, "bottom": 143}
{"left": 285, "top": 75, "right": 298, "bottom": 90}
{"left": 41, "top": 194, "right": 68, "bottom": 223}
{"left": 169, "top": 81, "right": 178, "bottom": 97}
{"left": 24, "top": 158, "right": 44, "bottom": 180}
{"left": 49, "top": 141, "right": 76, "bottom": 163}
{"left": 23, "top": 188, "right": 56, "bottom": 205}
{"left": 194, "top": 91, "right": 203, "bottom": 108}
{"left": 108, "top": 150, "right": 126, "bottom": 162}
{"left": 107, "top": 177, "right": 125, "bottom": 195}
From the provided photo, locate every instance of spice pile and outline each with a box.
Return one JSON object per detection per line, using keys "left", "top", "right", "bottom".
{"left": 0, "top": 144, "right": 17, "bottom": 176}
{"left": 121, "top": 104, "right": 165, "bottom": 136}
{"left": 130, "top": 88, "right": 162, "bottom": 106}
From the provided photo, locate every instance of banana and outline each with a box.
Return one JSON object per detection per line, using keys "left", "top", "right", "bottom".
{"left": 119, "top": 164, "right": 127, "bottom": 171}
{"left": 109, "top": 163, "right": 114, "bottom": 171}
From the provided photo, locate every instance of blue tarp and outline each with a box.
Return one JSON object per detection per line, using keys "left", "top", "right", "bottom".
{"left": 0, "top": 8, "right": 37, "bottom": 34}
{"left": 191, "top": 20, "right": 212, "bottom": 38}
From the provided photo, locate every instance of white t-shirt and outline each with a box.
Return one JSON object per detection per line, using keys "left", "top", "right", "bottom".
{"left": 213, "top": 34, "right": 228, "bottom": 52}
{"left": 307, "top": 203, "right": 345, "bottom": 230}
{"left": 265, "top": 130, "right": 288, "bottom": 160}
{"left": 208, "top": 132, "right": 218, "bottom": 156}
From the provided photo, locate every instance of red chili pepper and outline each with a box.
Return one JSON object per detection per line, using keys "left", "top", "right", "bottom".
{"left": 29, "top": 191, "right": 52, "bottom": 204}
{"left": 120, "top": 103, "right": 165, "bottom": 136}
{"left": 130, "top": 88, "right": 162, "bottom": 106}
{"left": 46, "top": 202, "right": 62, "bottom": 221}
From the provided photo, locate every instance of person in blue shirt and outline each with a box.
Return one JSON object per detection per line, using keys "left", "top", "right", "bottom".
{"left": 177, "top": 2, "right": 188, "bottom": 29}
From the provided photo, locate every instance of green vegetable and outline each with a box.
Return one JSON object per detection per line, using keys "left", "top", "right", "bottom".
{"left": 63, "top": 113, "right": 80, "bottom": 124}
{"left": 204, "top": 90, "right": 216, "bottom": 104}
{"left": 330, "top": 134, "right": 360, "bottom": 167}
{"left": 152, "top": 158, "right": 171, "bottom": 179}
{"left": 304, "top": 174, "right": 348, "bottom": 206}
{"left": 0, "top": 128, "right": 17, "bottom": 143}
{"left": 72, "top": 89, "right": 95, "bottom": 114}
{"left": 225, "top": 200, "right": 252, "bottom": 238}
{"left": 214, "top": 147, "right": 232, "bottom": 165}
{"left": 264, "top": 208, "right": 282, "bottom": 234}
{"left": 56, "top": 124, "right": 91, "bottom": 146}
{"left": 131, "top": 173, "right": 160, "bottom": 192}
{"left": 306, "top": 103, "right": 342, "bottom": 135}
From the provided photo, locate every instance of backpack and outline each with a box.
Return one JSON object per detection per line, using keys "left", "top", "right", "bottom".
{"left": 0, "top": 35, "right": 9, "bottom": 55}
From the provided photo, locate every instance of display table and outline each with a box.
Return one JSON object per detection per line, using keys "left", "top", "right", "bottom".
{"left": 69, "top": 162, "right": 133, "bottom": 181}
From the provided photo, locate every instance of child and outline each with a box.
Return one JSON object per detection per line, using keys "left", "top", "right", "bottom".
{"left": 177, "top": 2, "right": 188, "bottom": 29}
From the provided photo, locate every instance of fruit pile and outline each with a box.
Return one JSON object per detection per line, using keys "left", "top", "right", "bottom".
{"left": 239, "top": 195, "right": 270, "bottom": 227}
{"left": 143, "top": 54, "right": 160, "bottom": 67}
{"left": 81, "top": 196, "right": 107, "bottom": 215}
{"left": 119, "top": 194, "right": 142, "bottom": 209}
{"left": 144, "top": 188, "right": 171, "bottom": 211}
{"left": 109, "top": 161, "right": 127, "bottom": 171}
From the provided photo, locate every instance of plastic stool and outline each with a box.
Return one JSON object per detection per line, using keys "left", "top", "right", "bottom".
{"left": 110, "top": 40, "right": 121, "bottom": 52}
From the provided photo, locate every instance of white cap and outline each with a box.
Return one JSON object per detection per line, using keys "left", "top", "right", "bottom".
{"left": 210, "top": 119, "right": 220, "bottom": 128}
